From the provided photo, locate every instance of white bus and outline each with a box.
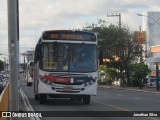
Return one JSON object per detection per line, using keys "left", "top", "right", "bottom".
{"left": 26, "top": 61, "right": 34, "bottom": 86}
{"left": 33, "top": 30, "right": 98, "bottom": 104}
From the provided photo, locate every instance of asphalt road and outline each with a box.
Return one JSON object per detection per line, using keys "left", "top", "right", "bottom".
{"left": 20, "top": 77, "right": 160, "bottom": 120}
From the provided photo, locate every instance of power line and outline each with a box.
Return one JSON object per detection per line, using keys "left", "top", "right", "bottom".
{"left": 125, "top": 0, "right": 147, "bottom": 8}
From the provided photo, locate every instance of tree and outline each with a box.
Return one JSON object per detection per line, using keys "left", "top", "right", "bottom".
{"left": 83, "top": 19, "right": 143, "bottom": 86}
{"left": 98, "top": 65, "right": 118, "bottom": 85}
{"left": 130, "top": 63, "right": 151, "bottom": 88}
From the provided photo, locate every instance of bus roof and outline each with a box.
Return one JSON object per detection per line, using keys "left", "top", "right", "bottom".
{"left": 42, "top": 30, "right": 94, "bottom": 33}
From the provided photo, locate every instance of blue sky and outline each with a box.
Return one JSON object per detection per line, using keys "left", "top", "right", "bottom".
{"left": 0, "top": 0, "right": 160, "bottom": 62}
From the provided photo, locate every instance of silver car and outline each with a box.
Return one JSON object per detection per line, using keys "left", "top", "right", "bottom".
{"left": 0, "top": 75, "right": 6, "bottom": 88}
{"left": 147, "top": 78, "right": 160, "bottom": 88}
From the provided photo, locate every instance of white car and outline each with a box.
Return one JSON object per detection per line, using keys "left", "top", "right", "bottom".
{"left": 147, "top": 78, "right": 160, "bottom": 88}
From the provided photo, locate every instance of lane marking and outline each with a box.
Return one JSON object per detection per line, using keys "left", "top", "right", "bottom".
{"left": 117, "top": 94, "right": 123, "bottom": 97}
{"left": 134, "top": 97, "right": 142, "bottom": 100}
{"left": 20, "top": 88, "right": 41, "bottom": 120}
{"left": 93, "top": 100, "right": 129, "bottom": 111}
{"left": 93, "top": 100, "right": 159, "bottom": 120}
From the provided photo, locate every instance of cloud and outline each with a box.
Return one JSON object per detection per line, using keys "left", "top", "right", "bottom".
{"left": 1, "top": 0, "right": 160, "bottom": 58}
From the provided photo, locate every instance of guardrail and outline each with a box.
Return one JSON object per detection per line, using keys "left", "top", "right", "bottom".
{"left": 0, "top": 83, "right": 9, "bottom": 120}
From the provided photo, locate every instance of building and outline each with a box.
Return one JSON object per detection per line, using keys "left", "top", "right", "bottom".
{"left": 143, "top": 11, "right": 160, "bottom": 76}
{"left": 26, "top": 51, "right": 34, "bottom": 62}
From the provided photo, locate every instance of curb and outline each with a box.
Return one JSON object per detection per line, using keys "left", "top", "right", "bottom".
{"left": 99, "top": 85, "right": 160, "bottom": 94}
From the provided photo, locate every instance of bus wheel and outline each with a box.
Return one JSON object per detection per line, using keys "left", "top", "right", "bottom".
{"left": 39, "top": 94, "right": 47, "bottom": 104}
{"left": 83, "top": 95, "right": 90, "bottom": 104}
{"left": 27, "top": 82, "right": 32, "bottom": 86}
{"left": 35, "top": 94, "right": 39, "bottom": 101}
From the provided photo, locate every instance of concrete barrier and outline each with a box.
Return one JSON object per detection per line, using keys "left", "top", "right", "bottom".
{"left": 0, "top": 83, "right": 9, "bottom": 120}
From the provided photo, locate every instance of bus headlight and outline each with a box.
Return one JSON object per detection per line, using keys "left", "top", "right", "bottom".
{"left": 84, "top": 79, "right": 95, "bottom": 86}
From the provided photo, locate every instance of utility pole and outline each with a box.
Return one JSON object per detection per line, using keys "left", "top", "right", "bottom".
{"left": 107, "top": 13, "right": 124, "bottom": 86}
{"left": 156, "top": 62, "right": 159, "bottom": 90}
{"left": 7, "top": 0, "right": 19, "bottom": 117}
{"left": 107, "top": 13, "right": 121, "bottom": 29}
{"left": 139, "top": 26, "right": 143, "bottom": 63}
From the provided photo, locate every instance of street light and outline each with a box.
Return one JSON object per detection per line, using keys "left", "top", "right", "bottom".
{"left": 107, "top": 13, "right": 121, "bottom": 29}
{"left": 137, "top": 13, "right": 160, "bottom": 90}
{"left": 137, "top": 14, "right": 160, "bottom": 26}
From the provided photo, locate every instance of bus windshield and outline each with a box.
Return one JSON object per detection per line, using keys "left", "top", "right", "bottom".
{"left": 41, "top": 43, "right": 97, "bottom": 72}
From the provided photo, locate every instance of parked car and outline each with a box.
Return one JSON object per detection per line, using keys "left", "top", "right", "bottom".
{"left": 0, "top": 74, "right": 5, "bottom": 79}
{"left": 0, "top": 75, "right": 6, "bottom": 88}
{"left": 147, "top": 78, "right": 160, "bottom": 88}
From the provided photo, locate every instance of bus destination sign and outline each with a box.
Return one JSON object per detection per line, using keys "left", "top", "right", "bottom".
{"left": 51, "top": 34, "right": 84, "bottom": 40}
{"left": 42, "top": 31, "right": 96, "bottom": 41}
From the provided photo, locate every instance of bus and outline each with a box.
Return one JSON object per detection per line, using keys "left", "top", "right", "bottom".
{"left": 33, "top": 30, "right": 98, "bottom": 104}
{"left": 26, "top": 61, "right": 34, "bottom": 86}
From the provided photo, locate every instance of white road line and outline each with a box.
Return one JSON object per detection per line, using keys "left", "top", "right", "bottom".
{"left": 93, "top": 100, "right": 129, "bottom": 111}
{"left": 93, "top": 100, "right": 159, "bottom": 120}
{"left": 20, "top": 87, "right": 41, "bottom": 120}
{"left": 134, "top": 97, "right": 142, "bottom": 100}
{"left": 117, "top": 94, "right": 123, "bottom": 97}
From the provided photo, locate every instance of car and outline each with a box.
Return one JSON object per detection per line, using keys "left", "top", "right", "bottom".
{"left": 147, "top": 78, "right": 160, "bottom": 88}
{"left": 0, "top": 74, "right": 5, "bottom": 79}
{"left": 0, "top": 74, "right": 7, "bottom": 88}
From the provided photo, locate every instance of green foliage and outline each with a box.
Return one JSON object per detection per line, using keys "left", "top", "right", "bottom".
{"left": 130, "top": 63, "right": 151, "bottom": 88}
{"left": 83, "top": 19, "right": 146, "bottom": 86}
{"left": 130, "top": 63, "right": 151, "bottom": 80}
{"left": 98, "top": 65, "right": 118, "bottom": 85}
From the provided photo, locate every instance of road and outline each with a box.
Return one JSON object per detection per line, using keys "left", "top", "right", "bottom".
{"left": 20, "top": 77, "right": 160, "bottom": 120}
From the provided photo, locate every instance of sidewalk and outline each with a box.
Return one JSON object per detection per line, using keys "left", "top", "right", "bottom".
{"left": 100, "top": 85, "right": 160, "bottom": 93}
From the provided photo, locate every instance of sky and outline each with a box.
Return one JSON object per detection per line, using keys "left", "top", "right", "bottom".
{"left": 0, "top": 0, "right": 160, "bottom": 62}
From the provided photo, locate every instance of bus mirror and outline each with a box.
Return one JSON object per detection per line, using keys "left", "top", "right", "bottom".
{"left": 99, "top": 50, "right": 103, "bottom": 65}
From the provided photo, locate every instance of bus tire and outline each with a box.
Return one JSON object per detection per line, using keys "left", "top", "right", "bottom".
{"left": 83, "top": 95, "right": 90, "bottom": 104}
{"left": 35, "top": 94, "right": 39, "bottom": 101}
{"left": 39, "top": 94, "right": 47, "bottom": 104}
{"left": 27, "top": 82, "right": 32, "bottom": 86}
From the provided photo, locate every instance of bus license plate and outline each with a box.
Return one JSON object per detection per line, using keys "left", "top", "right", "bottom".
{"left": 63, "top": 86, "right": 73, "bottom": 91}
